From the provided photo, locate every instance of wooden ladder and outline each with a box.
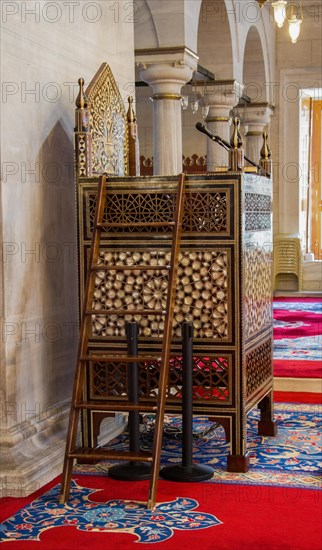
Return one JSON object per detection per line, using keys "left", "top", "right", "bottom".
{"left": 59, "top": 173, "right": 186, "bottom": 510}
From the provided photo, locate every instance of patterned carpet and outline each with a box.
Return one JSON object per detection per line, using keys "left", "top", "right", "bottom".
{"left": 273, "top": 298, "right": 322, "bottom": 378}
{"left": 74, "top": 403, "right": 322, "bottom": 491}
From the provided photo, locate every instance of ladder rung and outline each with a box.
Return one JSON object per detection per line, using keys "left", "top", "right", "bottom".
{"left": 69, "top": 447, "right": 153, "bottom": 462}
{"left": 80, "top": 355, "right": 161, "bottom": 363}
{"left": 75, "top": 401, "right": 158, "bottom": 412}
{"left": 91, "top": 265, "right": 171, "bottom": 271}
{"left": 97, "top": 222, "right": 175, "bottom": 228}
{"left": 86, "top": 309, "right": 166, "bottom": 316}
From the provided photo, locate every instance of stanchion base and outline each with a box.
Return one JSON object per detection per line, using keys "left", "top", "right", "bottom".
{"left": 108, "top": 462, "right": 151, "bottom": 481}
{"left": 160, "top": 463, "right": 214, "bottom": 482}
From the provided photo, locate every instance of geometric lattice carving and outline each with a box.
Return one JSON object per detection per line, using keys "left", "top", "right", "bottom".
{"left": 76, "top": 134, "right": 92, "bottom": 177}
{"left": 245, "top": 192, "right": 271, "bottom": 231}
{"left": 86, "top": 64, "right": 128, "bottom": 176}
{"left": 183, "top": 192, "right": 228, "bottom": 232}
{"left": 92, "top": 249, "right": 229, "bottom": 340}
{"left": 87, "top": 190, "right": 228, "bottom": 236}
{"left": 90, "top": 361, "right": 127, "bottom": 399}
{"left": 245, "top": 193, "right": 271, "bottom": 211}
{"left": 244, "top": 245, "right": 272, "bottom": 340}
{"left": 246, "top": 339, "right": 273, "bottom": 397}
{"left": 90, "top": 355, "right": 230, "bottom": 403}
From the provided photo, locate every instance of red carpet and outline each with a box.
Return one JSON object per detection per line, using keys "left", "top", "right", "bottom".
{"left": 273, "top": 297, "right": 322, "bottom": 379}
{"left": 1, "top": 475, "right": 321, "bottom": 550}
{"left": 274, "top": 391, "right": 322, "bottom": 404}
{"left": 274, "top": 359, "right": 322, "bottom": 378}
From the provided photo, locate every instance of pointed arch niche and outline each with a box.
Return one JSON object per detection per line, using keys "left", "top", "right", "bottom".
{"left": 197, "top": 0, "right": 234, "bottom": 80}
{"left": 243, "top": 25, "right": 268, "bottom": 102}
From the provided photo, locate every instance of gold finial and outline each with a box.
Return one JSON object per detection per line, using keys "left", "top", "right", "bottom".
{"left": 230, "top": 117, "right": 242, "bottom": 149}
{"left": 76, "top": 77, "right": 88, "bottom": 109}
{"left": 127, "top": 96, "right": 136, "bottom": 123}
{"left": 229, "top": 117, "right": 244, "bottom": 171}
{"left": 259, "top": 131, "right": 272, "bottom": 176}
{"left": 260, "top": 131, "right": 271, "bottom": 160}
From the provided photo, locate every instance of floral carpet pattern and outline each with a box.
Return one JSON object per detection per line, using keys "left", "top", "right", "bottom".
{"left": 74, "top": 403, "right": 322, "bottom": 491}
{"left": 0, "top": 482, "right": 221, "bottom": 543}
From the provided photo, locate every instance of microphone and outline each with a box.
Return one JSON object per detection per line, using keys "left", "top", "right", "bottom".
{"left": 195, "top": 122, "right": 216, "bottom": 141}
{"left": 195, "top": 122, "right": 231, "bottom": 151}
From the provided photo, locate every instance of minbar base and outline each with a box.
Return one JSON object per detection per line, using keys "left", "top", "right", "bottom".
{"left": 258, "top": 420, "right": 278, "bottom": 437}
{"left": 227, "top": 453, "right": 250, "bottom": 473}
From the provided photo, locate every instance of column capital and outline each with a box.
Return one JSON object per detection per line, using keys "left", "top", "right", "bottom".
{"left": 198, "top": 80, "right": 244, "bottom": 113}
{"left": 135, "top": 46, "right": 199, "bottom": 72}
{"left": 244, "top": 102, "right": 275, "bottom": 134}
{"left": 136, "top": 47, "right": 198, "bottom": 95}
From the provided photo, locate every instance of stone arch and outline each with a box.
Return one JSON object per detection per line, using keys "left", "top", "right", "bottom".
{"left": 243, "top": 25, "right": 269, "bottom": 102}
{"left": 134, "top": 0, "right": 158, "bottom": 49}
{"left": 134, "top": 0, "right": 203, "bottom": 51}
{"left": 197, "top": 0, "right": 235, "bottom": 80}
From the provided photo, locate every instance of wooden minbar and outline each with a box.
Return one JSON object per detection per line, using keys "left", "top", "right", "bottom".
{"left": 77, "top": 171, "right": 276, "bottom": 471}
{"left": 74, "top": 64, "right": 276, "bottom": 473}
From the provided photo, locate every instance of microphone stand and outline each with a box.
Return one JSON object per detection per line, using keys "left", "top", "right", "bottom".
{"left": 195, "top": 122, "right": 270, "bottom": 177}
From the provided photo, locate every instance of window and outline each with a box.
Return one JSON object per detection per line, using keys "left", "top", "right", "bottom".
{"left": 299, "top": 90, "right": 322, "bottom": 259}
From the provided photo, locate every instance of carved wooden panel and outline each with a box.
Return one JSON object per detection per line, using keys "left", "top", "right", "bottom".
{"left": 246, "top": 340, "right": 272, "bottom": 398}
{"left": 245, "top": 192, "right": 272, "bottom": 232}
{"left": 85, "top": 189, "right": 229, "bottom": 238}
{"left": 244, "top": 245, "right": 272, "bottom": 340}
{"left": 92, "top": 249, "right": 230, "bottom": 340}
{"left": 89, "top": 354, "right": 232, "bottom": 404}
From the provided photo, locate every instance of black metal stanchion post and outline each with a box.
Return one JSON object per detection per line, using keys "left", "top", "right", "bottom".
{"left": 160, "top": 322, "right": 214, "bottom": 481}
{"left": 108, "top": 322, "right": 151, "bottom": 480}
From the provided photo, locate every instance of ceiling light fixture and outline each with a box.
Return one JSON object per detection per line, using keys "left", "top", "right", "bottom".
{"left": 272, "top": 0, "right": 287, "bottom": 27}
{"left": 257, "top": 0, "right": 303, "bottom": 43}
{"left": 288, "top": 2, "right": 303, "bottom": 43}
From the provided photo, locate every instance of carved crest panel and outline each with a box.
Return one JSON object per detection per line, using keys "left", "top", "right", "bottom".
{"left": 86, "top": 64, "right": 128, "bottom": 176}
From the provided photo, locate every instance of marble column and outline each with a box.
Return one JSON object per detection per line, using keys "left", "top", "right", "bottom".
{"left": 202, "top": 81, "right": 243, "bottom": 171}
{"left": 136, "top": 48, "right": 198, "bottom": 175}
{"left": 244, "top": 103, "right": 274, "bottom": 166}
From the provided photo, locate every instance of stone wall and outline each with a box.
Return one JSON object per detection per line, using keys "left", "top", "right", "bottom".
{"left": 0, "top": 0, "right": 135, "bottom": 496}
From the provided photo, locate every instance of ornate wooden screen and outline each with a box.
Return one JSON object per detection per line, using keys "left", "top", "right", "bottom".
{"left": 77, "top": 173, "right": 275, "bottom": 469}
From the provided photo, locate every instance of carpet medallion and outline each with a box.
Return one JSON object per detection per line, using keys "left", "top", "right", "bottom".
{"left": 0, "top": 481, "right": 221, "bottom": 543}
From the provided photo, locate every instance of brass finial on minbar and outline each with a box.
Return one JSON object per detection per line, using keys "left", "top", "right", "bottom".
{"left": 127, "top": 96, "right": 136, "bottom": 123}
{"left": 260, "top": 131, "right": 272, "bottom": 176}
{"left": 74, "top": 77, "right": 92, "bottom": 177}
{"left": 76, "top": 78, "right": 88, "bottom": 109}
{"left": 127, "top": 96, "right": 140, "bottom": 176}
{"left": 229, "top": 117, "right": 244, "bottom": 171}
{"left": 75, "top": 77, "right": 90, "bottom": 134}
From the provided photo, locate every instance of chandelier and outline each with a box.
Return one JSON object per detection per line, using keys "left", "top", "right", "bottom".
{"left": 257, "top": 0, "right": 303, "bottom": 43}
